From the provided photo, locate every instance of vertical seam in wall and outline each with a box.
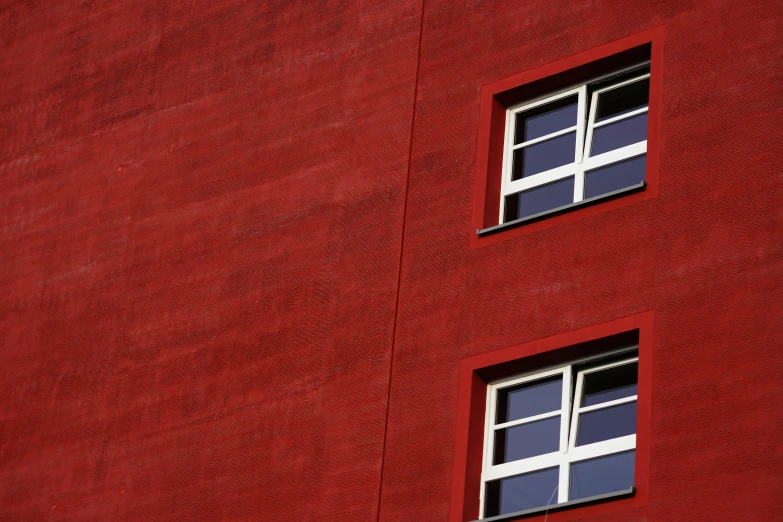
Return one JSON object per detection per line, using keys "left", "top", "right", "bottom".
{"left": 375, "top": 0, "right": 427, "bottom": 520}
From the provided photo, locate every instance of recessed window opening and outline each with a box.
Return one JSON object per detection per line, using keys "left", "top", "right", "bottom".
{"left": 480, "top": 348, "right": 639, "bottom": 518}
{"left": 500, "top": 64, "right": 650, "bottom": 224}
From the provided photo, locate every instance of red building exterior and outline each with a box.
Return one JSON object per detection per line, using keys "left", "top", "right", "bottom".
{"left": 1, "top": 1, "right": 781, "bottom": 521}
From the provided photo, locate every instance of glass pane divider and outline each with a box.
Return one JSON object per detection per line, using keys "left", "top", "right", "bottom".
{"left": 578, "top": 356, "right": 639, "bottom": 376}
{"left": 507, "top": 85, "right": 583, "bottom": 113}
{"left": 583, "top": 142, "right": 647, "bottom": 171}
{"left": 493, "top": 409, "right": 562, "bottom": 430}
{"left": 566, "top": 435, "right": 636, "bottom": 463}
{"left": 573, "top": 167, "right": 587, "bottom": 203}
{"left": 501, "top": 164, "right": 578, "bottom": 196}
{"left": 489, "top": 365, "right": 567, "bottom": 390}
{"left": 593, "top": 106, "right": 649, "bottom": 129}
{"left": 558, "top": 461, "right": 570, "bottom": 504}
{"left": 511, "top": 125, "right": 577, "bottom": 150}
{"left": 578, "top": 395, "right": 637, "bottom": 414}
{"left": 591, "top": 72, "right": 651, "bottom": 96}
{"left": 560, "top": 365, "right": 573, "bottom": 455}
{"left": 483, "top": 451, "right": 565, "bottom": 481}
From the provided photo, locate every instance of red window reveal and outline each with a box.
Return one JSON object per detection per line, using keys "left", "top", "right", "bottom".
{"left": 449, "top": 312, "right": 654, "bottom": 522}
{"left": 471, "top": 28, "right": 664, "bottom": 248}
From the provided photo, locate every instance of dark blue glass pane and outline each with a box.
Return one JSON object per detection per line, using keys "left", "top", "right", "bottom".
{"left": 570, "top": 451, "right": 635, "bottom": 500}
{"left": 504, "top": 177, "right": 574, "bottom": 222}
{"left": 512, "top": 132, "right": 576, "bottom": 180}
{"left": 516, "top": 99, "right": 578, "bottom": 143}
{"left": 584, "top": 155, "right": 646, "bottom": 199}
{"left": 577, "top": 402, "right": 637, "bottom": 446}
{"left": 493, "top": 417, "right": 561, "bottom": 464}
{"left": 497, "top": 377, "right": 562, "bottom": 423}
{"left": 596, "top": 78, "right": 649, "bottom": 122}
{"left": 590, "top": 113, "right": 647, "bottom": 156}
{"left": 485, "top": 467, "right": 560, "bottom": 517}
{"left": 582, "top": 363, "right": 638, "bottom": 407}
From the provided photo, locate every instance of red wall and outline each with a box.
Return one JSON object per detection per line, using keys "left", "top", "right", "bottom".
{"left": 1, "top": 1, "right": 781, "bottom": 521}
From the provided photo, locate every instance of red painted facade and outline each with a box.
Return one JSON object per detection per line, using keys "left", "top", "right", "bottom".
{"left": 1, "top": 1, "right": 781, "bottom": 521}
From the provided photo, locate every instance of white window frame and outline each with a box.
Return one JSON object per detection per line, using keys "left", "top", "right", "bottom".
{"left": 479, "top": 353, "right": 639, "bottom": 519}
{"left": 499, "top": 70, "right": 651, "bottom": 224}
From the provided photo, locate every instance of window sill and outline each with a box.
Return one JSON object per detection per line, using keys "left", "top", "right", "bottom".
{"left": 475, "top": 487, "right": 635, "bottom": 522}
{"left": 476, "top": 182, "right": 646, "bottom": 237}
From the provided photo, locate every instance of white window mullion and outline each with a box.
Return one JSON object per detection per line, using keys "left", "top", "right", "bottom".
{"left": 592, "top": 106, "right": 648, "bottom": 129}
{"left": 478, "top": 381, "right": 496, "bottom": 519}
{"left": 574, "top": 85, "right": 588, "bottom": 165}
{"left": 592, "top": 72, "right": 651, "bottom": 97}
{"left": 571, "top": 85, "right": 589, "bottom": 203}
{"left": 481, "top": 451, "right": 565, "bottom": 482}
{"left": 557, "top": 364, "right": 573, "bottom": 504}
{"left": 558, "top": 462, "right": 570, "bottom": 504}
{"left": 493, "top": 409, "right": 562, "bottom": 430}
{"left": 559, "top": 365, "right": 572, "bottom": 454}
{"left": 507, "top": 85, "right": 584, "bottom": 113}
{"left": 502, "top": 163, "right": 578, "bottom": 196}
{"left": 582, "top": 89, "right": 601, "bottom": 165}
{"left": 483, "top": 379, "right": 498, "bottom": 474}
{"left": 498, "top": 103, "right": 516, "bottom": 224}
{"left": 578, "top": 394, "right": 637, "bottom": 414}
{"left": 489, "top": 365, "right": 568, "bottom": 389}
{"left": 567, "top": 434, "right": 637, "bottom": 463}
{"left": 573, "top": 167, "right": 586, "bottom": 203}
{"left": 568, "top": 370, "right": 585, "bottom": 451}
{"left": 511, "top": 126, "right": 577, "bottom": 150}
{"left": 581, "top": 142, "right": 647, "bottom": 174}
{"left": 579, "top": 356, "right": 638, "bottom": 376}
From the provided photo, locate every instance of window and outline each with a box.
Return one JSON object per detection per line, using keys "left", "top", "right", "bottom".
{"left": 500, "top": 68, "right": 650, "bottom": 223}
{"left": 480, "top": 352, "right": 638, "bottom": 518}
{"left": 471, "top": 29, "right": 663, "bottom": 245}
{"left": 449, "top": 315, "right": 652, "bottom": 522}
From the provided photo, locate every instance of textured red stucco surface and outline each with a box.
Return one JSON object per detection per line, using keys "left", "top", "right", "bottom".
{"left": 0, "top": 1, "right": 422, "bottom": 519}
{"left": 1, "top": 1, "right": 781, "bottom": 521}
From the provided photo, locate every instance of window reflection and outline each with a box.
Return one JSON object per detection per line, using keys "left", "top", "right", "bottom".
{"left": 590, "top": 113, "right": 647, "bottom": 156}
{"left": 504, "top": 177, "right": 575, "bottom": 222}
{"left": 484, "top": 467, "right": 560, "bottom": 517}
{"left": 584, "top": 156, "right": 646, "bottom": 199}
{"left": 577, "top": 402, "right": 637, "bottom": 446}
{"left": 570, "top": 451, "right": 635, "bottom": 500}
{"left": 513, "top": 132, "right": 576, "bottom": 180}
{"left": 496, "top": 377, "right": 562, "bottom": 423}
{"left": 494, "top": 417, "right": 561, "bottom": 464}
{"left": 515, "top": 96, "right": 578, "bottom": 143}
{"left": 596, "top": 78, "right": 649, "bottom": 122}
{"left": 582, "top": 363, "right": 638, "bottom": 407}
